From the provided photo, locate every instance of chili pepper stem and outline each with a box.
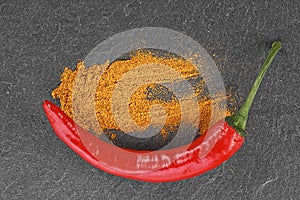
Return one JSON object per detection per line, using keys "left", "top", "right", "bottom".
{"left": 226, "top": 41, "right": 282, "bottom": 136}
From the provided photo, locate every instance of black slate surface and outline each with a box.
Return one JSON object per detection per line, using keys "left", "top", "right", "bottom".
{"left": 1, "top": 0, "right": 299, "bottom": 199}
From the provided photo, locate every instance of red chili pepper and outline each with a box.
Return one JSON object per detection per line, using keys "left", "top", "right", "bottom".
{"left": 43, "top": 41, "right": 281, "bottom": 182}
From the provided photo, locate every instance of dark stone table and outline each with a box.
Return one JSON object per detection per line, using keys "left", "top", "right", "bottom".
{"left": 1, "top": 0, "right": 299, "bottom": 199}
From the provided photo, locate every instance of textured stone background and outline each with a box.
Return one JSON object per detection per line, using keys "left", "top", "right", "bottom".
{"left": 1, "top": 0, "right": 299, "bottom": 199}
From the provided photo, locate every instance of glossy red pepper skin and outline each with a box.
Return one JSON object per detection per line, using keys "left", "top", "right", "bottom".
{"left": 43, "top": 100, "right": 244, "bottom": 182}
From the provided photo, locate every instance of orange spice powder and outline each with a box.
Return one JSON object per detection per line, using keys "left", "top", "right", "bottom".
{"left": 52, "top": 52, "right": 231, "bottom": 140}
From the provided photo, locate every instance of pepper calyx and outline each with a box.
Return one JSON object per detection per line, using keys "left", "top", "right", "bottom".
{"left": 225, "top": 116, "right": 246, "bottom": 137}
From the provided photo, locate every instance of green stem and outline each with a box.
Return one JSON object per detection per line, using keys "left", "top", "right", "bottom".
{"left": 226, "top": 41, "right": 282, "bottom": 136}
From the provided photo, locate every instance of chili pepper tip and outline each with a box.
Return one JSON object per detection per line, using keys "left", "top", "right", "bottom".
{"left": 43, "top": 100, "right": 52, "bottom": 108}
